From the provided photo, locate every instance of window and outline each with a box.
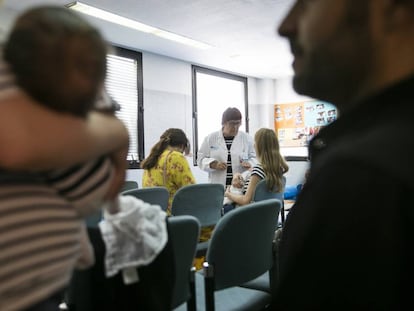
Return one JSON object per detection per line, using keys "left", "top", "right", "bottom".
{"left": 105, "top": 47, "right": 144, "bottom": 166}
{"left": 192, "top": 66, "right": 248, "bottom": 164}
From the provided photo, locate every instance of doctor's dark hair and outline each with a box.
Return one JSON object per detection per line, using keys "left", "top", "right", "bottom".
{"left": 222, "top": 107, "right": 242, "bottom": 125}
{"left": 141, "top": 128, "right": 189, "bottom": 170}
{"left": 4, "top": 5, "right": 108, "bottom": 117}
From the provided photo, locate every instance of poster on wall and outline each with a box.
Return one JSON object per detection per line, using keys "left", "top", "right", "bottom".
{"left": 274, "top": 100, "right": 337, "bottom": 147}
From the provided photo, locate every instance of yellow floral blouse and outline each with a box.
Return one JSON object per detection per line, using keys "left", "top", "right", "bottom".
{"left": 142, "top": 149, "right": 195, "bottom": 214}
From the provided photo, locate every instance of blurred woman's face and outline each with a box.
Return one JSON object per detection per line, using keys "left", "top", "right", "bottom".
{"left": 222, "top": 120, "right": 241, "bottom": 137}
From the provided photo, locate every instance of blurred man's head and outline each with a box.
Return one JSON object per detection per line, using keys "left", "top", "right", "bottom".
{"left": 278, "top": 0, "right": 414, "bottom": 112}
{"left": 4, "top": 5, "right": 108, "bottom": 117}
{"left": 222, "top": 107, "right": 242, "bottom": 137}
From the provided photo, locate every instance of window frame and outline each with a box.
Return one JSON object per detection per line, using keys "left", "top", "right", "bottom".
{"left": 191, "top": 65, "right": 249, "bottom": 165}
{"left": 107, "top": 46, "right": 144, "bottom": 168}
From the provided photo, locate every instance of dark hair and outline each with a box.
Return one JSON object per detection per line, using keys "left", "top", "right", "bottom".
{"left": 222, "top": 107, "right": 242, "bottom": 125}
{"left": 141, "top": 128, "right": 189, "bottom": 170}
{"left": 4, "top": 5, "right": 108, "bottom": 117}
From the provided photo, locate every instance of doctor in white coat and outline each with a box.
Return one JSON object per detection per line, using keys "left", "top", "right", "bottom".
{"left": 197, "top": 107, "right": 256, "bottom": 187}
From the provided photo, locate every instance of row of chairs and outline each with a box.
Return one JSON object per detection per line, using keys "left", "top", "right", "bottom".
{"left": 121, "top": 178, "right": 286, "bottom": 256}
{"left": 120, "top": 176, "right": 287, "bottom": 227}
{"left": 73, "top": 180, "right": 284, "bottom": 310}
{"left": 122, "top": 177, "right": 286, "bottom": 225}
{"left": 121, "top": 183, "right": 223, "bottom": 257}
{"left": 120, "top": 182, "right": 284, "bottom": 310}
{"left": 174, "top": 199, "right": 282, "bottom": 310}
{"left": 66, "top": 199, "right": 281, "bottom": 311}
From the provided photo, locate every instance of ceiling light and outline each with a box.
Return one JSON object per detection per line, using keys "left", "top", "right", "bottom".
{"left": 66, "top": 1, "right": 213, "bottom": 50}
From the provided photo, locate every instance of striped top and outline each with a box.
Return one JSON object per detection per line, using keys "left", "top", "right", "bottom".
{"left": 243, "top": 164, "right": 266, "bottom": 193}
{"left": 224, "top": 136, "right": 234, "bottom": 186}
{"left": 0, "top": 56, "right": 114, "bottom": 310}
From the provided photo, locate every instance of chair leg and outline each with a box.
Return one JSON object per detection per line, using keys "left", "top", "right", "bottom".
{"left": 203, "top": 263, "right": 215, "bottom": 311}
{"left": 204, "top": 276, "right": 215, "bottom": 311}
{"left": 280, "top": 203, "right": 285, "bottom": 225}
{"left": 188, "top": 267, "right": 196, "bottom": 311}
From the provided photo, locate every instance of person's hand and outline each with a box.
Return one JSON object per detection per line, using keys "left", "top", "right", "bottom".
{"left": 210, "top": 160, "right": 227, "bottom": 170}
{"left": 104, "top": 144, "right": 129, "bottom": 200}
{"left": 105, "top": 198, "right": 120, "bottom": 215}
{"left": 240, "top": 161, "right": 251, "bottom": 169}
{"left": 233, "top": 173, "right": 244, "bottom": 187}
{"left": 233, "top": 172, "right": 242, "bottom": 180}
{"left": 224, "top": 185, "right": 231, "bottom": 197}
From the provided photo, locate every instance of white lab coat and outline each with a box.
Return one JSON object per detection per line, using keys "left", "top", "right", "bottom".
{"left": 197, "top": 129, "right": 257, "bottom": 186}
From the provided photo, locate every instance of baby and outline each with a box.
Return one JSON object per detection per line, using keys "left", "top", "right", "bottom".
{"left": 222, "top": 172, "right": 245, "bottom": 214}
{"left": 4, "top": 6, "right": 109, "bottom": 116}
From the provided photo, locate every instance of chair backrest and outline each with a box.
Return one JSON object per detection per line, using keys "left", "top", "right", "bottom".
{"left": 67, "top": 225, "right": 177, "bottom": 311}
{"left": 121, "top": 180, "right": 139, "bottom": 192}
{"left": 171, "top": 183, "right": 224, "bottom": 227}
{"left": 122, "top": 187, "right": 169, "bottom": 211}
{"left": 253, "top": 176, "right": 286, "bottom": 203}
{"left": 205, "top": 199, "right": 281, "bottom": 290}
{"left": 168, "top": 215, "right": 200, "bottom": 309}
{"left": 253, "top": 177, "right": 286, "bottom": 226}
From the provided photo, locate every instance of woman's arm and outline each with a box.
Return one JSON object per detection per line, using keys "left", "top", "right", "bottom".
{"left": 0, "top": 92, "right": 129, "bottom": 171}
{"left": 224, "top": 174, "right": 260, "bottom": 206}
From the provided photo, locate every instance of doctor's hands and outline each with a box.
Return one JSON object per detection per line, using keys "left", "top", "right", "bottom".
{"left": 240, "top": 161, "right": 252, "bottom": 169}
{"left": 210, "top": 160, "right": 227, "bottom": 170}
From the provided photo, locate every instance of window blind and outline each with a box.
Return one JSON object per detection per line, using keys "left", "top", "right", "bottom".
{"left": 105, "top": 54, "right": 138, "bottom": 160}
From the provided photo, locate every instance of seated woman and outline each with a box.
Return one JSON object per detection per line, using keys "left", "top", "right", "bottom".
{"left": 224, "top": 128, "right": 289, "bottom": 208}
{"left": 141, "top": 128, "right": 195, "bottom": 215}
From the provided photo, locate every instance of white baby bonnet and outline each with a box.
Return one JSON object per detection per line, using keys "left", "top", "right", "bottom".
{"left": 99, "top": 195, "right": 168, "bottom": 281}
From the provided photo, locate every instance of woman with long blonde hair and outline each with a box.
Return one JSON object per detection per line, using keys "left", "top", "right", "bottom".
{"left": 224, "top": 128, "right": 288, "bottom": 207}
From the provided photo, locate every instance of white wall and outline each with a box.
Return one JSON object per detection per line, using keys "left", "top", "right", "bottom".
{"left": 275, "top": 76, "right": 310, "bottom": 103}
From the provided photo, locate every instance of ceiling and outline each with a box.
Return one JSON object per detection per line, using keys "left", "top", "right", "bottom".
{"left": 2, "top": 0, "right": 295, "bottom": 79}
